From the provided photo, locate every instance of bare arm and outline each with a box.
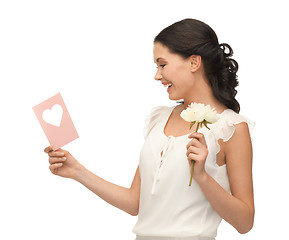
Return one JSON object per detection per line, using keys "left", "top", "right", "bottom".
{"left": 186, "top": 122, "right": 254, "bottom": 233}
{"left": 75, "top": 165, "right": 141, "bottom": 216}
{"left": 44, "top": 146, "right": 141, "bottom": 216}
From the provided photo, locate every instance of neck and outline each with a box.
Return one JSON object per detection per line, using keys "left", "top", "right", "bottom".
{"left": 182, "top": 76, "right": 225, "bottom": 113}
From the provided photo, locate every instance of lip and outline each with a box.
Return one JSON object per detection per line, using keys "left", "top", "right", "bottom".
{"left": 161, "top": 81, "right": 172, "bottom": 86}
{"left": 167, "top": 85, "right": 172, "bottom": 93}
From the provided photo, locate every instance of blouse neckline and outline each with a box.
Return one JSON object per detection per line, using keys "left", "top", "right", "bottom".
{"left": 162, "top": 105, "right": 231, "bottom": 139}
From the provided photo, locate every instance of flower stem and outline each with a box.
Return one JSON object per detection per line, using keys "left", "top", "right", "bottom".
{"left": 195, "top": 122, "right": 200, "bottom": 132}
{"left": 189, "top": 122, "right": 200, "bottom": 186}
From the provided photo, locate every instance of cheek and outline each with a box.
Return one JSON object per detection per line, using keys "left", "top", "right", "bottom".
{"left": 172, "top": 67, "right": 192, "bottom": 87}
{"left": 165, "top": 64, "right": 187, "bottom": 81}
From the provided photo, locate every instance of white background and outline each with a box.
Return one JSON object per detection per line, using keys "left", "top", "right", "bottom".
{"left": 0, "top": 0, "right": 288, "bottom": 239}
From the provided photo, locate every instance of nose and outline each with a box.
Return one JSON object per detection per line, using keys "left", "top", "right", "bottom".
{"left": 154, "top": 68, "right": 162, "bottom": 81}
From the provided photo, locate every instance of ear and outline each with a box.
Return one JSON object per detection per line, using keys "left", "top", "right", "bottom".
{"left": 190, "top": 55, "right": 202, "bottom": 73}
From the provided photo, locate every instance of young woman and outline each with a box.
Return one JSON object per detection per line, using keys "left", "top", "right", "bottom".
{"left": 45, "top": 18, "right": 254, "bottom": 240}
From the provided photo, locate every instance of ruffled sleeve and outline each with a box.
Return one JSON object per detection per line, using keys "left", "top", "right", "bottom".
{"left": 210, "top": 109, "right": 255, "bottom": 155}
{"left": 143, "top": 106, "right": 169, "bottom": 139}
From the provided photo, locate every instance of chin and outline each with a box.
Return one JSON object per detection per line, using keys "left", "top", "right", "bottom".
{"left": 168, "top": 94, "right": 180, "bottom": 101}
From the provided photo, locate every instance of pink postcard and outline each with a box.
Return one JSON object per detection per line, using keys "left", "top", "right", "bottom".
{"left": 33, "top": 93, "right": 79, "bottom": 150}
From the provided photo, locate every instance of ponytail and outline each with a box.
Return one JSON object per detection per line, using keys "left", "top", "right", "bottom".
{"left": 208, "top": 43, "right": 240, "bottom": 113}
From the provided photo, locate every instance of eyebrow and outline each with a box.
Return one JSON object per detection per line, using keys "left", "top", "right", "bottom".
{"left": 155, "top": 57, "right": 166, "bottom": 63}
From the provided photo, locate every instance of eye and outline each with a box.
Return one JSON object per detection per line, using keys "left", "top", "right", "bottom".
{"left": 156, "top": 64, "right": 166, "bottom": 69}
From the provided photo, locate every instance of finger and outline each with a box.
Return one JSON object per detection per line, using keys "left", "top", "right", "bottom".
{"left": 188, "top": 131, "right": 201, "bottom": 138}
{"left": 49, "top": 163, "right": 63, "bottom": 174}
{"left": 49, "top": 157, "right": 67, "bottom": 164}
{"left": 188, "top": 132, "right": 203, "bottom": 139}
{"left": 188, "top": 132, "right": 207, "bottom": 148}
{"left": 56, "top": 148, "right": 69, "bottom": 155}
{"left": 186, "top": 145, "right": 202, "bottom": 157}
{"left": 187, "top": 152, "right": 198, "bottom": 162}
{"left": 188, "top": 153, "right": 203, "bottom": 162}
{"left": 186, "top": 138, "right": 203, "bottom": 149}
{"left": 44, "top": 146, "right": 53, "bottom": 153}
{"left": 48, "top": 151, "right": 65, "bottom": 157}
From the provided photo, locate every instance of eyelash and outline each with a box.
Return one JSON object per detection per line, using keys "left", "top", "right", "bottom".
{"left": 156, "top": 64, "right": 166, "bottom": 69}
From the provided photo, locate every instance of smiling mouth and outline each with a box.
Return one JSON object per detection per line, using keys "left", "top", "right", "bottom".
{"left": 163, "top": 83, "right": 172, "bottom": 88}
{"left": 163, "top": 83, "right": 173, "bottom": 93}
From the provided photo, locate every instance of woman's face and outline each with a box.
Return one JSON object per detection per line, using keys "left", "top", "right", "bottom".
{"left": 153, "top": 42, "right": 195, "bottom": 101}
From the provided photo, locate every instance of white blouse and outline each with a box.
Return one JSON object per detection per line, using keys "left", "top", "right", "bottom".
{"left": 132, "top": 105, "right": 255, "bottom": 240}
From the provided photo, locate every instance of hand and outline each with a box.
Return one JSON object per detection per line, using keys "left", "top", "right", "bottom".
{"left": 44, "top": 146, "right": 84, "bottom": 180}
{"left": 186, "top": 132, "right": 208, "bottom": 181}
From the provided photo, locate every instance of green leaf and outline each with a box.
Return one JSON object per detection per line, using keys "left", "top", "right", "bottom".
{"left": 189, "top": 121, "right": 196, "bottom": 130}
{"left": 203, "top": 120, "right": 210, "bottom": 130}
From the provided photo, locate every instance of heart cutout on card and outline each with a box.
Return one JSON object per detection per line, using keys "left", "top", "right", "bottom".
{"left": 42, "top": 104, "right": 63, "bottom": 127}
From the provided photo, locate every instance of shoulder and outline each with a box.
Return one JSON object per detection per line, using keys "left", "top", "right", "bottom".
{"left": 145, "top": 105, "right": 173, "bottom": 123}
{"left": 205, "top": 109, "right": 255, "bottom": 167}
{"left": 219, "top": 110, "right": 254, "bottom": 158}
{"left": 143, "top": 105, "right": 174, "bottom": 138}
{"left": 223, "top": 122, "right": 252, "bottom": 154}
{"left": 213, "top": 109, "right": 255, "bottom": 142}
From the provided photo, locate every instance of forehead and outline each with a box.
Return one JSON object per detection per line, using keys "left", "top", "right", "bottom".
{"left": 153, "top": 42, "right": 185, "bottom": 63}
{"left": 153, "top": 42, "right": 171, "bottom": 62}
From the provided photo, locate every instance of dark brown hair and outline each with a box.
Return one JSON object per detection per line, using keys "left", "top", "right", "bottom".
{"left": 154, "top": 18, "right": 240, "bottom": 113}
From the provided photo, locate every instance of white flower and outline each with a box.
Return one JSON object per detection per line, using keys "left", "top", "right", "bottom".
{"left": 205, "top": 109, "right": 220, "bottom": 123}
{"left": 180, "top": 103, "right": 207, "bottom": 122}
{"left": 180, "top": 102, "right": 220, "bottom": 129}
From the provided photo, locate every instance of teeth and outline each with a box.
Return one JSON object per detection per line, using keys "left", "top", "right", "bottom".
{"left": 163, "top": 83, "right": 173, "bottom": 88}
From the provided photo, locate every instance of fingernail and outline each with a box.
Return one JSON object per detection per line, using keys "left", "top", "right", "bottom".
{"left": 63, "top": 157, "right": 67, "bottom": 160}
